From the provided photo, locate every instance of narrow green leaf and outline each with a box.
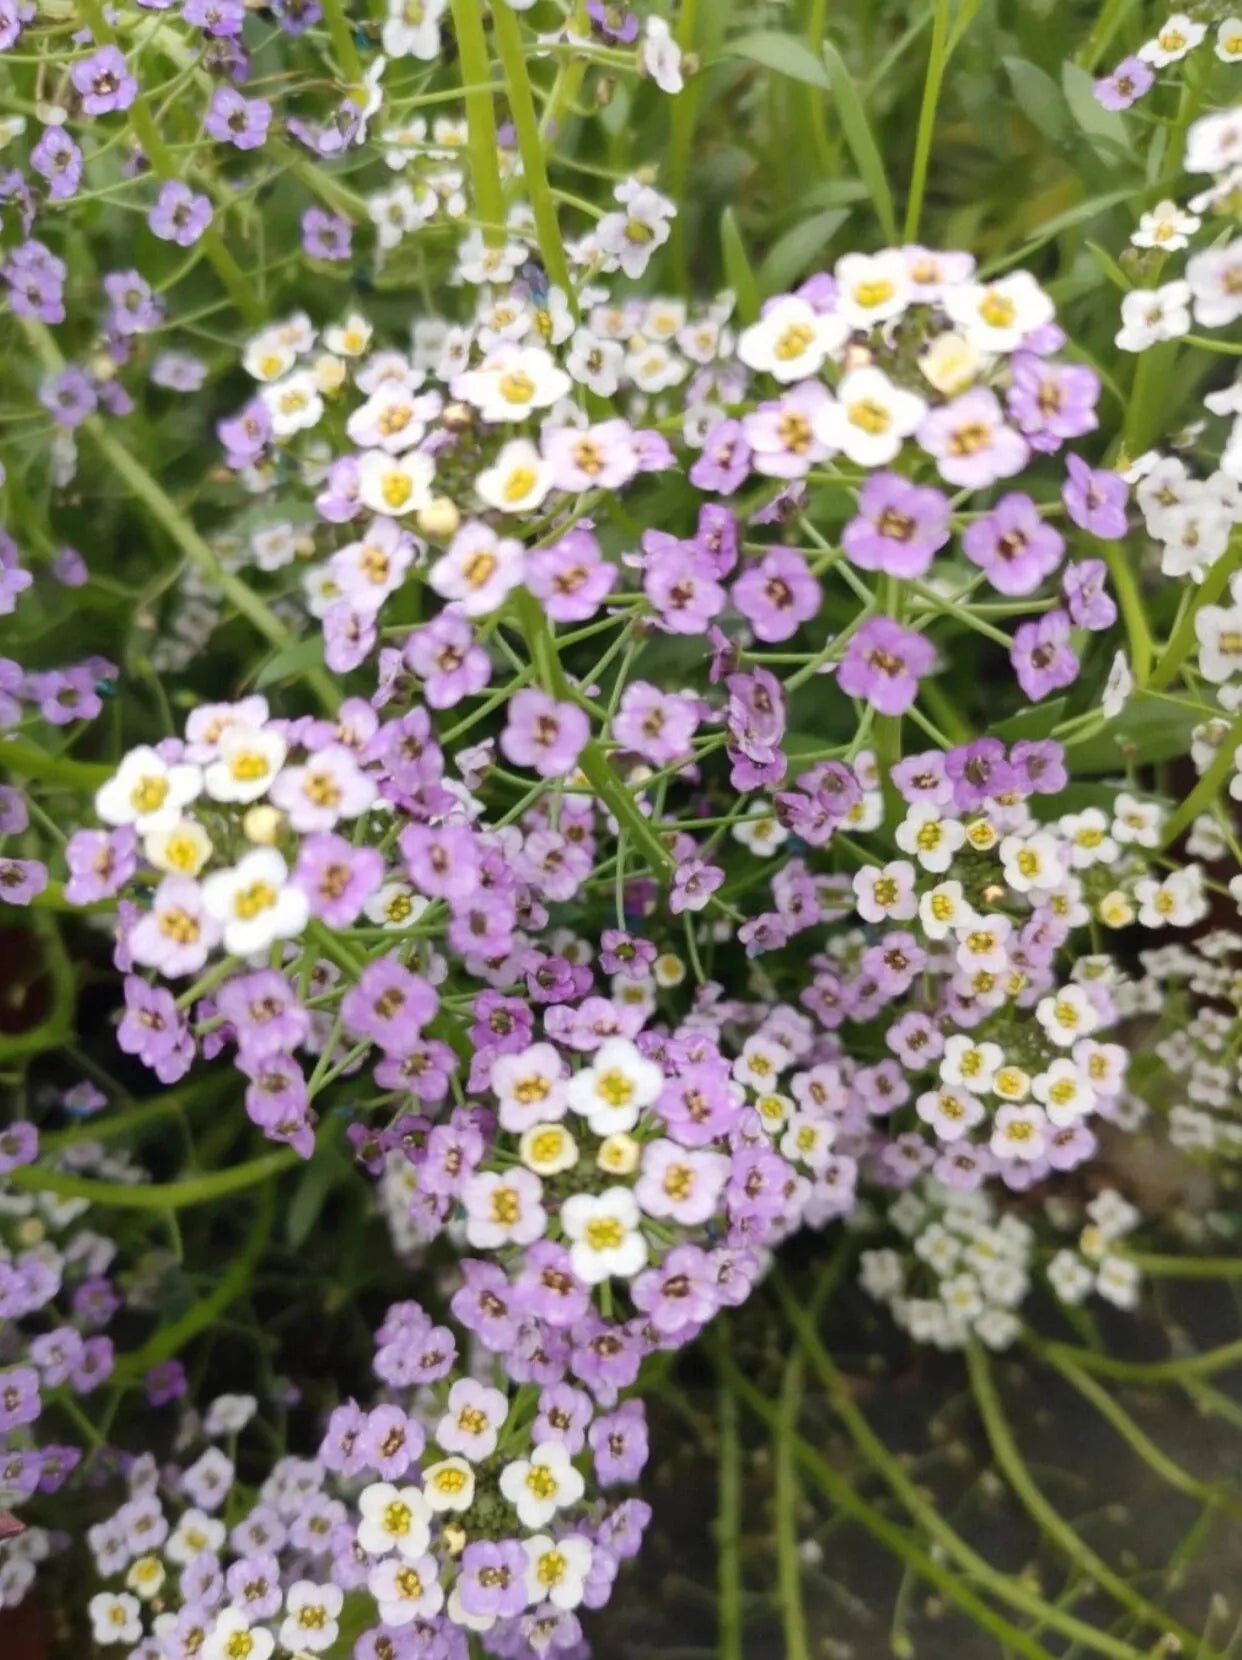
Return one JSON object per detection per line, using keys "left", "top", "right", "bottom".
{"left": 725, "top": 30, "right": 831, "bottom": 89}
{"left": 821, "top": 41, "right": 897, "bottom": 243}
{"left": 758, "top": 208, "right": 850, "bottom": 294}
{"left": 720, "top": 206, "right": 761, "bottom": 324}
{"left": 1002, "top": 56, "right": 1072, "bottom": 148}
{"left": 254, "top": 635, "right": 328, "bottom": 690}
{"left": 1061, "top": 60, "right": 1129, "bottom": 153}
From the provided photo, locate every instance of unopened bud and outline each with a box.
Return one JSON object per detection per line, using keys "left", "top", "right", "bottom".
{"left": 243, "top": 805, "right": 283, "bottom": 845}
{"left": 417, "top": 496, "right": 461, "bottom": 540}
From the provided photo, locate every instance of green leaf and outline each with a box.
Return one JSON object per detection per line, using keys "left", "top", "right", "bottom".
{"left": 254, "top": 635, "right": 328, "bottom": 690}
{"left": 821, "top": 41, "right": 897, "bottom": 243}
{"left": 725, "top": 30, "right": 831, "bottom": 89}
{"left": 1061, "top": 60, "right": 1129, "bottom": 154}
{"left": 285, "top": 1149, "right": 343, "bottom": 1249}
{"left": 758, "top": 208, "right": 851, "bottom": 294}
{"left": 1002, "top": 57, "right": 1072, "bottom": 148}
{"left": 1068, "top": 693, "right": 1199, "bottom": 774}
{"left": 720, "top": 206, "right": 761, "bottom": 324}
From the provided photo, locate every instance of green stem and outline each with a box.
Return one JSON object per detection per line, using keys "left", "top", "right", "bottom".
{"left": 722, "top": 1354, "right": 1058, "bottom": 1660}
{"left": 513, "top": 589, "right": 673, "bottom": 880}
{"left": 0, "top": 738, "right": 111, "bottom": 789}
{"left": 903, "top": 0, "right": 951, "bottom": 242}
{"left": 774, "top": 1351, "right": 810, "bottom": 1660}
{"left": 10, "top": 1146, "right": 301, "bottom": 1211}
{"left": 1149, "top": 531, "right": 1242, "bottom": 692}
{"left": 774, "top": 1280, "right": 1148, "bottom": 1660}
{"left": 79, "top": 0, "right": 261, "bottom": 324}
{"left": 716, "top": 1330, "right": 744, "bottom": 1660}
{"left": 490, "top": 2, "right": 573, "bottom": 298}
{"left": 1041, "top": 1337, "right": 1242, "bottom": 1387}
{"left": 1035, "top": 1340, "right": 1242, "bottom": 1521}
{"left": 39, "top": 1076, "right": 228, "bottom": 1154}
{"left": 320, "top": 0, "right": 364, "bottom": 83}
{"left": 1124, "top": 1250, "right": 1242, "bottom": 1280}
{"left": 1101, "top": 541, "right": 1153, "bottom": 686}
{"left": 666, "top": 0, "right": 703, "bottom": 285}
{"left": 449, "top": 0, "right": 506, "bottom": 241}
{"left": 112, "top": 1181, "right": 276, "bottom": 1381}
{"left": 967, "top": 1344, "right": 1219, "bottom": 1657}
{"left": 1159, "top": 707, "right": 1242, "bottom": 849}
{"left": 21, "top": 321, "right": 339, "bottom": 714}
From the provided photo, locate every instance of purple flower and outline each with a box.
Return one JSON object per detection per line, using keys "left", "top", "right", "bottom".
{"left": 945, "top": 738, "right": 1015, "bottom": 810}
{"left": 218, "top": 399, "right": 271, "bottom": 469}
{"left": 1063, "top": 559, "right": 1117, "bottom": 631}
{"left": 39, "top": 367, "right": 96, "bottom": 428}
{"left": 1011, "top": 609, "right": 1079, "bottom": 701}
{"left": 587, "top": 0, "right": 639, "bottom": 43}
{"left": 404, "top": 613, "right": 492, "bottom": 709}
{"left": 216, "top": 969, "right": 309, "bottom": 1062}
{"left": 842, "top": 473, "right": 951, "bottom": 578}
{"left": 458, "top": 1540, "right": 530, "bottom": 1619}
{"left": 670, "top": 857, "right": 724, "bottom": 915}
{"left": 293, "top": 834, "right": 383, "bottom": 927}
{"left": 0, "top": 857, "right": 47, "bottom": 906}
{"left": 525, "top": 528, "right": 616, "bottom": 624}
{"left": 1063, "top": 454, "right": 1128, "bottom": 540}
{"left": 1006, "top": 354, "right": 1099, "bottom": 449}
{"left": 204, "top": 85, "right": 271, "bottom": 149}
{"left": 690, "top": 418, "right": 752, "bottom": 493}
{"left": 30, "top": 127, "right": 82, "bottom": 199}
{"left": 918, "top": 389, "right": 1029, "bottom": 489}
{"left": 71, "top": 46, "right": 137, "bottom": 115}
{"left": 962, "top": 493, "right": 1065, "bottom": 596}
{"left": 838, "top": 618, "right": 936, "bottom": 716}
{"left": 643, "top": 539, "right": 727, "bottom": 635}
{"left": 64, "top": 826, "right": 136, "bottom": 904}
{"left": 301, "top": 207, "right": 352, "bottom": 260}
{"left": 53, "top": 546, "right": 88, "bottom": 586}
{"left": 145, "top": 1359, "right": 187, "bottom": 1406}
{"left": 341, "top": 957, "right": 437, "bottom": 1056}
{"left": 0, "top": 1121, "right": 36, "bottom": 1173}
{"left": 732, "top": 546, "right": 821, "bottom": 643}
{"left": 0, "top": 1367, "right": 40, "bottom": 1432}
{"left": 184, "top": 0, "right": 245, "bottom": 34}
{"left": 1095, "top": 55, "right": 1154, "bottom": 111}
{"left": 3, "top": 239, "right": 66, "bottom": 323}
{"left": 0, "top": 786, "right": 27, "bottom": 832}
{"left": 104, "top": 269, "right": 163, "bottom": 335}
{"left": 500, "top": 689, "right": 590, "bottom": 778}
{"left": 149, "top": 180, "right": 213, "bottom": 246}
{"left": 589, "top": 1399, "right": 650, "bottom": 1484}
{"left": 117, "top": 977, "right": 193, "bottom": 1083}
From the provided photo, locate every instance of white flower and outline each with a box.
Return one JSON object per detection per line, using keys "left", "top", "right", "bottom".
{"left": 453, "top": 345, "right": 571, "bottom": 423}
{"left": 422, "top": 1457, "right": 475, "bottom": 1512}
{"left": 1047, "top": 1249, "right": 1094, "bottom": 1305}
{"left": 942, "top": 271, "right": 1054, "bottom": 353}
{"left": 357, "top": 1482, "right": 432, "bottom": 1558}
{"left": 813, "top": 367, "right": 927, "bottom": 467}
{"left": 165, "top": 1508, "right": 226, "bottom": 1566}
{"left": 369, "top": 180, "right": 437, "bottom": 248}
{"left": 279, "top": 1582, "right": 343, "bottom": 1654}
{"left": 1115, "top": 282, "right": 1192, "bottom": 353}
{"left": 640, "top": 15, "right": 684, "bottom": 94}
{"left": 96, "top": 746, "right": 203, "bottom": 834}
{"left": 1196, "top": 603, "right": 1242, "bottom": 685}
{"left": 1035, "top": 985, "right": 1101, "bottom": 1047}
{"left": 853, "top": 860, "right": 917, "bottom": 923}
{"left": 1139, "top": 13, "right": 1207, "bottom": 65}
{"left": 1187, "top": 107, "right": 1242, "bottom": 174}
{"left": 523, "top": 1534, "right": 593, "bottom": 1612}
{"left": 1217, "top": 19, "right": 1242, "bottom": 62}
{"left": 519, "top": 1121, "right": 579, "bottom": 1176}
{"left": 736, "top": 296, "right": 849, "bottom": 384}
{"left": 1187, "top": 240, "right": 1242, "bottom": 331}
{"left": 1032, "top": 1059, "right": 1095, "bottom": 1125}
{"left": 201, "top": 849, "right": 309, "bottom": 957}
{"left": 203, "top": 726, "right": 287, "bottom": 805}
{"left": 833, "top": 250, "right": 912, "bottom": 328}
{"left": 261, "top": 369, "right": 323, "bottom": 435}
{"left": 381, "top": 0, "right": 447, "bottom": 59}
{"left": 89, "top": 1592, "right": 143, "bottom": 1646}
{"left": 1134, "top": 868, "right": 1208, "bottom": 928}
{"left": 566, "top": 329, "right": 624, "bottom": 396}
{"left": 561, "top": 1187, "right": 647, "bottom": 1284}
{"left": 243, "top": 331, "right": 298, "bottom": 383}
{"left": 565, "top": 1037, "right": 663, "bottom": 1136}
{"left": 125, "top": 1555, "right": 166, "bottom": 1600}
{"left": 203, "top": 1393, "right": 258, "bottom": 1436}
{"left": 918, "top": 879, "right": 975, "bottom": 940}
{"left": 1131, "top": 199, "right": 1200, "bottom": 252}
{"left": 895, "top": 803, "right": 966, "bottom": 874}
{"left": 475, "top": 438, "right": 554, "bottom": 514}
{"left": 357, "top": 448, "right": 436, "bottom": 517}
{"left": 1102, "top": 650, "right": 1133, "bottom": 719}
{"left": 324, "top": 313, "right": 373, "bottom": 357}
{"left": 203, "top": 1610, "right": 275, "bottom": 1660}
{"left": 999, "top": 831, "right": 1065, "bottom": 894}
{"left": 1111, "top": 791, "right": 1163, "bottom": 847}
{"left": 1095, "top": 1254, "right": 1142, "bottom": 1310}
{"left": 940, "top": 1035, "right": 1004, "bottom": 1092}
{"left": 499, "top": 1442, "right": 585, "bottom": 1529}
{"left": 732, "top": 813, "right": 788, "bottom": 855}
{"left": 368, "top": 1555, "right": 444, "bottom": 1625}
